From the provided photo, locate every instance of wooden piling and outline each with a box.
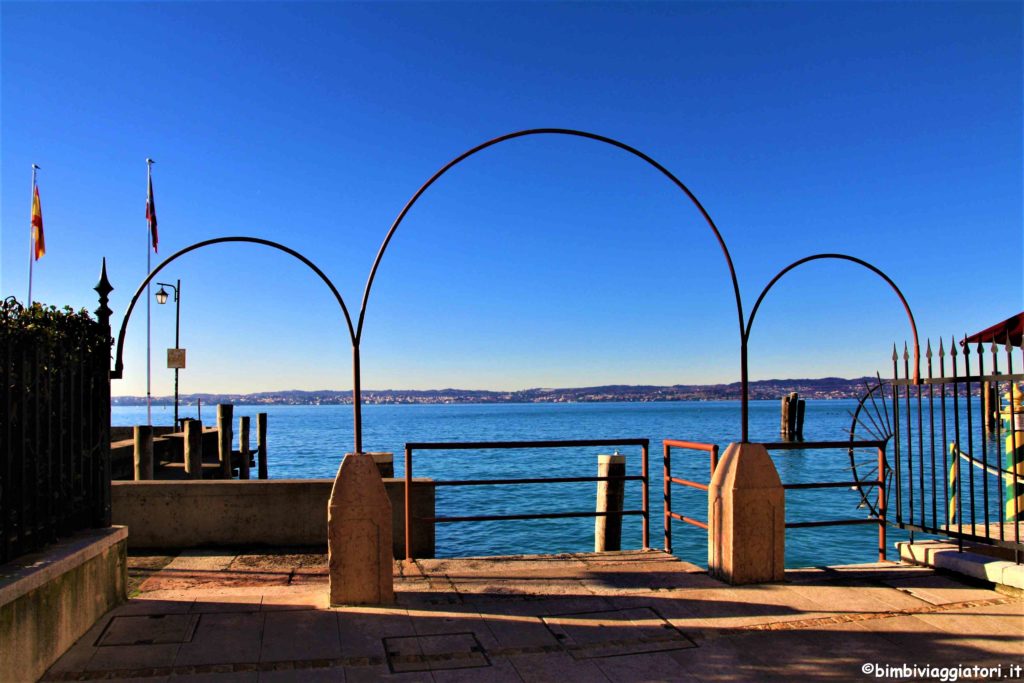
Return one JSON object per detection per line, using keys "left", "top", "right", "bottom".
{"left": 184, "top": 419, "right": 203, "bottom": 479}
{"left": 595, "top": 453, "right": 626, "bottom": 552}
{"left": 239, "top": 416, "right": 251, "bottom": 480}
{"left": 133, "top": 425, "right": 154, "bottom": 480}
{"left": 217, "top": 404, "right": 233, "bottom": 479}
{"left": 257, "top": 412, "right": 268, "bottom": 480}
{"left": 983, "top": 381, "right": 998, "bottom": 433}
{"left": 781, "top": 392, "right": 804, "bottom": 440}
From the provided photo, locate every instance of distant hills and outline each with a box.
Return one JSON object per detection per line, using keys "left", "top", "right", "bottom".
{"left": 112, "top": 376, "right": 883, "bottom": 406}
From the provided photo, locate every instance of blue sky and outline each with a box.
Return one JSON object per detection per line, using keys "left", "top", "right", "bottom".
{"left": 2, "top": 1, "right": 1021, "bottom": 397}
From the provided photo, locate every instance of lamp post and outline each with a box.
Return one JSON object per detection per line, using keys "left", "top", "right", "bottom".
{"left": 155, "top": 279, "right": 181, "bottom": 427}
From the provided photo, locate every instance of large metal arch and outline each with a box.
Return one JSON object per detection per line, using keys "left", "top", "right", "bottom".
{"left": 110, "top": 236, "right": 363, "bottom": 447}
{"left": 745, "top": 253, "right": 920, "bottom": 383}
{"left": 358, "top": 127, "right": 756, "bottom": 437}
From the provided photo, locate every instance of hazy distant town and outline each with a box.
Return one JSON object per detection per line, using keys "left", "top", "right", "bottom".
{"left": 112, "top": 377, "right": 885, "bottom": 406}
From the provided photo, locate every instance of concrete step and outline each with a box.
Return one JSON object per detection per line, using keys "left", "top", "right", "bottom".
{"left": 898, "top": 540, "right": 1023, "bottom": 592}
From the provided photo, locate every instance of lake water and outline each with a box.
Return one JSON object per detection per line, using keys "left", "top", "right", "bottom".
{"left": 113, "top": 399, "right": 916, "bottom": 567}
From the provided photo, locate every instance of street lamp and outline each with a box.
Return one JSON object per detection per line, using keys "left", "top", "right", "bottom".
{"left": 155, "top": 279, "right": 182, "bottom": 427}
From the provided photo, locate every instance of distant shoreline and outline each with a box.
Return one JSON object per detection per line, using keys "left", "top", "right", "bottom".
{"left": 112, "top": 376, "right": 881, "bottom": 406}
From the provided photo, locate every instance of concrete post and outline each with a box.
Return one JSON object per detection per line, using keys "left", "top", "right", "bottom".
{"left": 369, "top": 452, "right": 394, "bottom": 478}
{"left": 257, "top": 412, "right": 268, "bottom": 480}
{"left": 595, "top": 453, "right": 626, "bottom": 552}
{"left": 239, "top": 416, "right": 251, "bottom": 480}
{"left": 708, "top": 442, "right": 785, "bottom": 584}
{"left": 328, "top": 453, "right": 394, "bottom": 605}
{"left": 217, "top": 404, "right": 233, "bottom": 479}
{"left": 133, "top": 426, "right": 154, "bottom": 481}
{"left": 184, "top": 419, "right": 203, "bottom": 479}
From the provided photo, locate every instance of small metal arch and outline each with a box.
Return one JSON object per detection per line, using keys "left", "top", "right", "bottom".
{"left": 110, "top": 236, "right": 363, "bottom": 449}
{"left": 744, "top": 253, "right": 920, "bottom": 384}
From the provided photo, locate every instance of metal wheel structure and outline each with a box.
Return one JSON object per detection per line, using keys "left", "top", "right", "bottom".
{"left": 848, "top": 377, "right": 894, "bottom": 518}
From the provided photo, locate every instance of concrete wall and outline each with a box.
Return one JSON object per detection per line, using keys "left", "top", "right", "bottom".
{"left": 111, "top": 479, "right": 435, "bottom": 558}
{"left": 0, "top": 527, "right": 127, "bottom": 683}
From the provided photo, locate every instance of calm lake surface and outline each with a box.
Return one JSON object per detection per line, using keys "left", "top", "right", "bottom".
{"left": 113, "top": 400, "right": 914, "bottom": 567}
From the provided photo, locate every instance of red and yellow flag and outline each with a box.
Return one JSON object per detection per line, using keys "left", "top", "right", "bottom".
{"left": 146, "top": 174, "right": 158, "bottom": 253}
{"left": 31, "top": 185, "right": 45, "bottom": 260}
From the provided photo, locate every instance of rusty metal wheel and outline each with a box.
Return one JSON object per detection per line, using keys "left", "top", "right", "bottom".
{"left": 848, "top": 377, "right": 894, "bottom": 519}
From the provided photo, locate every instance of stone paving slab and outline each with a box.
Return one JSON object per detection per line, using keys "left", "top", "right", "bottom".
{"left": 41, "top": 549, "right": 1023, "bottom": 682}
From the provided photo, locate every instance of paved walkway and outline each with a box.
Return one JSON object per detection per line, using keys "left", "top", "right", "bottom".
{"left": 45, "top": 550, "right": 1022, "bottom": 682}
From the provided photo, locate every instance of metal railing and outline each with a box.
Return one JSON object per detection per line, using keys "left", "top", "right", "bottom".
{"left": 402, "top": 439, "right": 649, "bottom": 561}
{"left": 662, "top": 439, "right": 887, "bottom": 561}
{"left": 662, "top": 440, "right": 718, "bottom": 554}
{"left": 884, "top": 338, "right": 1023, "bottom": 560}
{"left": 765, "top": 440, "right": 888, "bottom": 562}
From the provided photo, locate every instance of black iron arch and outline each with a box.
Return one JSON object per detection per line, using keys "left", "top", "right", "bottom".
{"left": 745, "top": 253, "right": 920, "bottom": 383}
{"left": 357, "top": 128, "right": 758, "bottom": 438}
{"left": 111, "top": 236, "right": 364, "bottom": 449}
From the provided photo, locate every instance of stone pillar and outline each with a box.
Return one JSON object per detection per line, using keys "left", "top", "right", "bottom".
{"left": 184, "top": 419, "right": 203, "bottom": 479}
{"left": 217, "top": 404, "right": 233, "bottom": 479}
{"left": 595, "top": 453, "right": 626, "bottom": 552}
{"left": 328, "top": 453, "right": 394, "bottom": 605}
{"left": 368, "top": 452, "right": 394, "bottom": 478}
{"left": 708, "top": 442, "right": 785, "bottom": 584}
{"left": 133, "top": 426, "right": 154, "bottom": 481}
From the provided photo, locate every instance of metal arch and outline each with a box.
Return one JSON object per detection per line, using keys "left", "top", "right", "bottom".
{"left": 110, "top": 236, "right": 361, "bottom": 447}
{"left": 357, "top": 128, "right": 745, "bottom": 346}
{"left": 744, "top": 253, "right": 921, "bottom": 384}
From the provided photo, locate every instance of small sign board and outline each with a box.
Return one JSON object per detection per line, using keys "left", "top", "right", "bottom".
{"left": 167, "top": 348, "right": 186, "bottom": 369}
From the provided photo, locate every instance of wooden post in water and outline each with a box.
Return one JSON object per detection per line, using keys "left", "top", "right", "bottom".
{"left": 239, "top": 416, "right": 251, "bottom": 480}
{"left": 133, "top": 425, "right": 154, "bottom": 480}
{"left": 217, "top": 403, "right": 233, "bottom": 479}
{"left": 257, "top": 412, "right": 268, "bottom": 480}
{"left": 595, "top": 453, "right": 626, "bottom": 552}
{"left": 781, "top": 392, "right": 805, "bottom": 440}
{"left": 184, "top": 419, "right": 203, "bottom": 479}
{"left": 983, "top": 381, "right": 998, "bottom": 433}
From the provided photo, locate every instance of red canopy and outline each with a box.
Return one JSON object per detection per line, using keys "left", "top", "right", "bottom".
{"left": 964, "top": 312, "right": 1023, "bottom": 348}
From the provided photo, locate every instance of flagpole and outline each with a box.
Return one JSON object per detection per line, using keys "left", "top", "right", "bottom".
{"left": 28, "top": 164, "right": 39, "bottom": 305}
{"left": 146, "top": 159, "right": 154, "bottom": 426}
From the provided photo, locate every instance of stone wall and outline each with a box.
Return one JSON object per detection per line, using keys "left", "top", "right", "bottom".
{"left": 111, "top": 479, "right": 435, "bottom": 558}
{"left": 0, "top": 527, "right": 127, "bottom": 683}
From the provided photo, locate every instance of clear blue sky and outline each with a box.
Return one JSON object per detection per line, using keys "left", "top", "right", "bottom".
{"left": 2, "top": 1, "right": 1021, "bottom": 397}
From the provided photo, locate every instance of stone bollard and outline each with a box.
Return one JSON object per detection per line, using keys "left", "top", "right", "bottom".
{"left": 708, "top": 442, "right": 785, "bottom": 584}
{"left": 257, "top": 413, "right": 268, "bottom": 480}
{"left": 369, "top": 452, "right": 394, "bottom": 478}
{"left": 217, "top": 404, "right": 233, "bottom": 479}
{"left": 133, "top": 426, "right": 154, "bottom": 480}
{"left": 328, "top": 453, "right": 395, "bottom": 605}
{"left": 184, "top": 419, "right": 203, "bottom": 479}
{"left": 595, "top": 453, "right": 626, "bottom": 552}
{"left": 239, "top": 416, "right": 251, "bottom": 480}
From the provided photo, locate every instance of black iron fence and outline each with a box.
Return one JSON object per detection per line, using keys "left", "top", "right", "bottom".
{"left": 863, "top": 338, "right": 1024, "bottom": 561}
{"left": 403, "top": 439, "right": 649, "bottom": 560}
{"left": 0, "top": 292, "right": 113, "bottom": 564}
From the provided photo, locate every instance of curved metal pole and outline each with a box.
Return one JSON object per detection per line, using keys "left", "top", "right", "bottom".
{"left": 111, "top": 236, "right": 364, "bottom": 452}
{"left": 357, "top": 127, "right": 747, "bottom": 435}
{"left": 744, "top": 253, "right": 921, "bottom": 427}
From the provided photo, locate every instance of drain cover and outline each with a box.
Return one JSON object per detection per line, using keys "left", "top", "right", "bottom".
{"left": 97, "top": 614, "right": 200, "bottom": 646}
{"left": 384, "top": 632, "right": 489, "bottom": 673}
{"left": 543, "top": 607, "right": 696, "bottom": 659}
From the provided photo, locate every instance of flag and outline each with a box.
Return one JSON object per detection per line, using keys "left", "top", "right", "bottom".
{"left": 31, "top": 185, "right": 45, "bottom": 260}
{"left": 146, "top": 174, "right": 158, "bottom": 252}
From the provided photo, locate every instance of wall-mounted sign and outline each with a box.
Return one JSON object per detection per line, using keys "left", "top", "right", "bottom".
{"left": 167, "top": 348, "right": 186, "bottom": 369}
